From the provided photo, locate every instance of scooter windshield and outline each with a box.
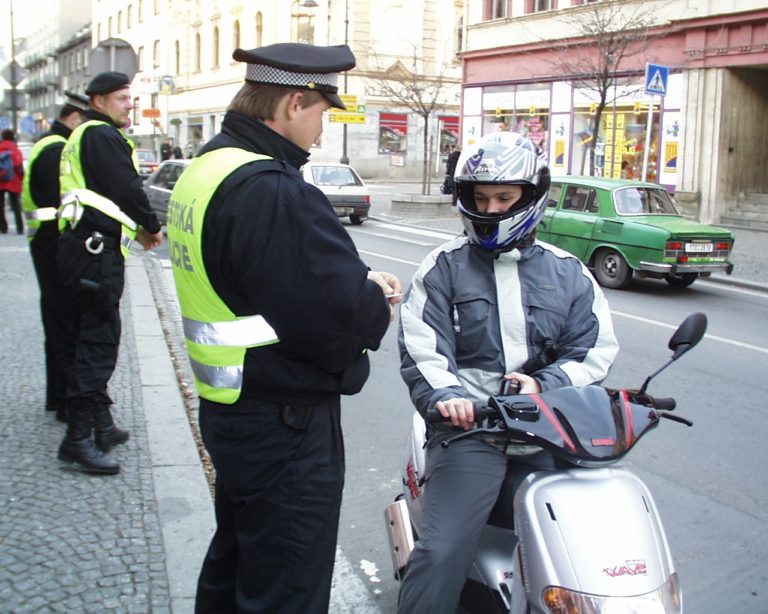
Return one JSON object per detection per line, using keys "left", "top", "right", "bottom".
{"left": 489, "top": 386, "right": 659, "bottom": 465}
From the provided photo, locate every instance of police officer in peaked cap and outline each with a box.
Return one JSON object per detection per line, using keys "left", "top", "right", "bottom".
{"left": 21, "top": 91, "right": 90, "bottom": 424}
{"left": 55, "top": 71, "right": 163, "bottom": 475}
{"left": 167, "top": 42, "right": 402, "bottom": 613}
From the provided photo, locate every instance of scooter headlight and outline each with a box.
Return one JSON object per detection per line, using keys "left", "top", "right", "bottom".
{"left": 542, "top": 572, "right": 681, "bottom": 614}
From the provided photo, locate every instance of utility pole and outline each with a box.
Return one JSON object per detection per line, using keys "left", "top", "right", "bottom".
{"left": 10, "top": 0, "right": 18, "bottom": 134}
{"left": 340, "top": 0, "right": 350, "bottom": 165}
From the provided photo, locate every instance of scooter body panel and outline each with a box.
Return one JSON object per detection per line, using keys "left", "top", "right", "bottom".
{"left": 514, "top": 467, "right": 676, "bottom": 606}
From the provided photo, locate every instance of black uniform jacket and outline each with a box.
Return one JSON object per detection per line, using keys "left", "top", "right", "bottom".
{"left": 198, "top": 110, "right": 391, "bottom": 404}
{"left": 70, "top": 110, "right": 161, "bottom": 237}
{"left": 29, "top": 120, "right": 71, "bottom": 246}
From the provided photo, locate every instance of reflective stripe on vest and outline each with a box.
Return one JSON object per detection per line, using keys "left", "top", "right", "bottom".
{"left": 58, "top": 189, "right": 138, "bottom": 257}
{"left": 168, "top": 147, "right": 275, "bottom": 404}
{"left": 59, "top": 120, "right": 139, "bottom": 258}
{"left": 21, "top": 134, "right": 66, "bottom": 240}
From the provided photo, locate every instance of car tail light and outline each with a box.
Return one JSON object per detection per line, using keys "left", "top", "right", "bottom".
{"left": 714, "top": 241, "right": 731, "bottom": 251}
{"left": 363, "top": 195, "right": 370, "bottom": 204}
{"left": 666, "top": 241, "right": 682, "bottom": 250}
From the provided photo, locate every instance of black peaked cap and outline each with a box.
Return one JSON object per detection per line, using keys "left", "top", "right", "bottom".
{"left": 85, "top": 71, "right": 131, "bottom": 97}
{"left": 233, "top": 43, "right": 355, "bottom": 110}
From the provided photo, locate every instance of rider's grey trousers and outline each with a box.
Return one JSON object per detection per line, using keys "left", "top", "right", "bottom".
{"left": 397, "top": 433, "right": 549, "bottom": 614}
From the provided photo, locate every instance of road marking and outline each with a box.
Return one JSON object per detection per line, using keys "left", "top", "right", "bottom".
{"left": 350, "top": 228, "right": 435, "bottom": 246}
{"left": 612, "top": 310, "right": 768, "bottom": 355}
{"left": 358, "top": 249, "right": 420, "bottom": 266}
{"left": 366, "top": 220, "right": 460, "bottom": 240}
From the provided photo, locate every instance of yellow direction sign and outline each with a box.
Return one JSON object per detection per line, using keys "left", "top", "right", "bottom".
{"left": 329, "top": 113, "right": 366, "bottom": 124}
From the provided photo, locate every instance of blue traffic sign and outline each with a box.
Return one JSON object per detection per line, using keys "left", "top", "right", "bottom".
{"left": 645, "top": 63, "right": 669, "bottom": 96}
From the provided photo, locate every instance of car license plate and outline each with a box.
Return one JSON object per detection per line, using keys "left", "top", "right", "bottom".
{"left": 685, "top": 242, "right": 712, "bottom": 253}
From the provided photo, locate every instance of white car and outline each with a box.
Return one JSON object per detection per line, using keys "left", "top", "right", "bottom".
{"left": 301, "top": 162, "right": 370, "bottom": 225}
{"left": 143, "top": 159, "right": 190, "bottom": 224}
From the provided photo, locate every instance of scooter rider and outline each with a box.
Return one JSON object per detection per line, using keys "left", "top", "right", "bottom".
{"left": 397, "top": 131, "right": 619, "bottom": 613}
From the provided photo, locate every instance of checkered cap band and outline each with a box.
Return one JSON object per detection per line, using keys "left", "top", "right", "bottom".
{"left": 246, "top": 64, "right": 339, "bottom": 91}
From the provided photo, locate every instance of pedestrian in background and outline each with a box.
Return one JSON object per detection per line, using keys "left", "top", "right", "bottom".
{"left": 0, "top": 129, "right": 25, "bottom": 234}
{"left": 56, "top": 71, "right": 163, "bottom": 475}
{"left": 167, "top": 42, "right": 401, "bottom": 613}
{"left": 442, "top": 145, "right": 461, "bottom": 206}
{"left": 160, "top": 139, "right": 172, "bottom": 161}
{"left": 172, "top": 144, "right": 183, "bottom": 159}
{"left": 21, "top": 91, "right": 90, "bottom": 423}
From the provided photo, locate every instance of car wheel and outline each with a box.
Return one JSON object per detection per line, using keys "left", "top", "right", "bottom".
{"left": 594, "top": 249, "right": 633, "bottom": 289}
{"left": 664, "top": 273, "right": 698, "bottom": 288}
{"left": 350, "top": 215, "right": 364, "bottom": 225}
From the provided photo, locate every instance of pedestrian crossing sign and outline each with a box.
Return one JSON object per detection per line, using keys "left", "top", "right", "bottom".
{"left": 645, "top": 63, "right": 669, "bottom": 96}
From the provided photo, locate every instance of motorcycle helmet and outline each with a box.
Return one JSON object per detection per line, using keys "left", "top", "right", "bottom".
{"left": 455, "top": 131, "right": 550, "bottom": 251}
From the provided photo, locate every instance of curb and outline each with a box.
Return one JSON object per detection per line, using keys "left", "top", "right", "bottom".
{"left": 368, "top": 214, "right": 768, "bottom": 294}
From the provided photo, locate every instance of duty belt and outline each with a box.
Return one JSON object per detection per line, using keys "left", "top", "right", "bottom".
{"left": 24, "top": 207, "right": 58, "bottom": 238}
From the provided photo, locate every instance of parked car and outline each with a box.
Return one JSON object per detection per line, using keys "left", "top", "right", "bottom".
{"left": 143, "top": 159, "right": 190, "bottom": 224}
{"left": 300, "top": 162, "right": 370, "bottom": 225}
{"left": 136, "top": 148, "right": 160, "bottom": 179}
{"left": 537, "top": 176, "right": 735, "bottom": 289}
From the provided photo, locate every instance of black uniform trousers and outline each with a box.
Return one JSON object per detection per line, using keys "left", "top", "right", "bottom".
{"left": 57, "top": 229, "right": 125, "bottom": 412}
{"left": 196, "top": 395, "right": 345, "bottom": 614}
{"left": 29, "top": 224, "right": 77, "bottom": 413}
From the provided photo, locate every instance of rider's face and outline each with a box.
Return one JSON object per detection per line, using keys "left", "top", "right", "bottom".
{"left": 473, "top": 184, "right": 523, "bottom": 214}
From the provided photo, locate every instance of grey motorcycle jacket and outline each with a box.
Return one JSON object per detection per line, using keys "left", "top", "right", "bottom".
{"left": 398, "top": 237, "right": 619, "bottom": 417}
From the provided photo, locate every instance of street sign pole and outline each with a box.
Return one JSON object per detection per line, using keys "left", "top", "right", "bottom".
{"left": 641, "top": 98, "right": 654, "bottom": 182}
{"left": 641, "top": 62, "right": 669, "bottom": 183}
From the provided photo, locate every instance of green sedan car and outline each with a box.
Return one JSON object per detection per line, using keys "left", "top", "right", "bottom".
{"left": 537, "top": 176, "right": 735, "bottom": 289}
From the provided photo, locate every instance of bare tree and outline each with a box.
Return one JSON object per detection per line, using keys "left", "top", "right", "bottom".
{"left": 549, "top": 0, "right": 666, "bottom": 176}
{"left": 367, "top": 47, "right": 459, "bottom": 195}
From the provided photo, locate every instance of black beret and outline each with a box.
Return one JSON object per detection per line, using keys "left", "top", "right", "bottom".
{"left": 63, "top": 90, "right": 89, "bottom": 113}
{"left": 85, "top": 71, "right": 131, "bottom": 97}
{"left": 233, "top": 43, "right": 355, "bottom": 110}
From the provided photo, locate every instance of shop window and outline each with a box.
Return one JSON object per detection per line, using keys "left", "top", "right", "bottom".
{"left": 379, "top": 113, "right": 408, "bottom": 154}
{"left": 438, "top": 115, "right": 460, "bottom": 155}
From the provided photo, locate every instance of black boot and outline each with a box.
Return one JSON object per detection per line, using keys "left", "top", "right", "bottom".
{"left": 58, "top": 406, "right": 120, "bottom": 475}
{"left": 94, "top": 405, "right": 130, "bottom": 452}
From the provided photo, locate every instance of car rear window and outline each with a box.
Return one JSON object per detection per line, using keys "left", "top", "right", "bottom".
{"left": 311, "top": 166, "right": 362, "bottom": 187}
{"left": 614, "top": 187, "right": 678, "bottom": 215}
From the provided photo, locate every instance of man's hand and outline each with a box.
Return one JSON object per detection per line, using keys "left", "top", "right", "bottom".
{"left": 502, "top": 372, "right": 541, "bottom": 394}
{"left": 435, "top": 397, "right": 475, "bottom": 431}
{"left": 137, "top": 228, "right": 163, "bottom": 250}
{"left": 367, "top": 270, "right": 403, "bottom": 319}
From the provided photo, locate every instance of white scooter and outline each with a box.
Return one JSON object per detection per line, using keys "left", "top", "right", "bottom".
{"left": 385, "top": 312, "right": 707, "bottom": 613}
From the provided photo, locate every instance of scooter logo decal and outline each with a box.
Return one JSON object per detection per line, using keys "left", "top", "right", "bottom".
{"left": 591, "top": 437, "right": 616, "bottom": 446}
{"left": 405, "top": 462, "right": 421, "bottom": 499}
{"left": 603, "top": 560, "right": 647, "bottom": 577}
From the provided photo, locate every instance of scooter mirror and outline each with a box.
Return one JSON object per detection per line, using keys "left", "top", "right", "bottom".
{"left": 668, "top": 312, "right": 708, "bottom": 360}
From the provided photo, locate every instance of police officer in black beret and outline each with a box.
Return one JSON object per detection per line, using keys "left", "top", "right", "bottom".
{"left": 56, "top": 71, "right": 163, "bottom": 475}
{"left": 167, "top": 43, "right": 402, "bottom": 612}
{"left": 21, "top": 91, "right": 90, "bottom": 424}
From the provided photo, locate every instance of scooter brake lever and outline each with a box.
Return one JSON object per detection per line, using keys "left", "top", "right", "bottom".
{"left": 440, "top": 426, "right": 504, "bottom": 448}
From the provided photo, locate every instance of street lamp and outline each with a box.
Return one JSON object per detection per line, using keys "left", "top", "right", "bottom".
{"left": 340, "top": 0, "right": 350, "bottom": 165}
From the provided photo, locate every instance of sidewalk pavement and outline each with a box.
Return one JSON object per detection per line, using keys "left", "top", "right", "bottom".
{"left": 366, "top": 186, "right": 768, "bottom": 292}
{"left": 0, "top": 234, "right": 379, "bottom": 614}
{"left": 0, "top": 236, "right": 212, "bottom": 613}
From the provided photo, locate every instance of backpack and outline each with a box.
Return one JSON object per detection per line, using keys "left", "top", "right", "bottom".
{"left": 0, "top": 150, "right": 14, "bottom": 182}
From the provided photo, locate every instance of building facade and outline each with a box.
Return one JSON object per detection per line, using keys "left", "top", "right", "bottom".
{"left": 91, "top": 0, "right": 465, "bottom": 181}
{"left": 460, "top": 0, "right": 768, "bottom": 223}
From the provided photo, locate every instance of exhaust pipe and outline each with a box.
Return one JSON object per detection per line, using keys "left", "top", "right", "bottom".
{"left": 385, "top": 499, "right": 414, "bottom": 580}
